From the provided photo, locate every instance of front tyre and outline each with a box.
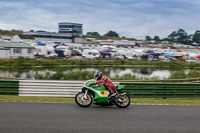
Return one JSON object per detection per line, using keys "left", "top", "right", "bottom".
{"left": 114, "top": 94, "right": 130, "bottom": 108}
{"left": 75, "top": 92, "right": 92, "bottom": 107}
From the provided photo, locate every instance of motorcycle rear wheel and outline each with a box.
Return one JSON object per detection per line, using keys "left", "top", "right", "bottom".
{"left": 75, "top": 92, "right": 92, "bottom": 107}
{"left": 114, "top": 94, "right": 130, "bottom": 108}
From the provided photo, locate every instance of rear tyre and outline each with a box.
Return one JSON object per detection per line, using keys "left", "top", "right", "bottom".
{"left": 75, "top": 92, "right": 92, "bottom": 107}
{"left": 114, "top": 94, "right": 130, "bottom": 108}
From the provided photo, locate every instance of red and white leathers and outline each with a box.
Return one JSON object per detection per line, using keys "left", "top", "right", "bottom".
{"left": 96, "top": 76, "right": 115, "bottom": 94}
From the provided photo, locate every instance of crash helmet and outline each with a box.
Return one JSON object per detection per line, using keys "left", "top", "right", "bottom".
{"left": 94, "top": 71, "right": 103, "bottom": 80}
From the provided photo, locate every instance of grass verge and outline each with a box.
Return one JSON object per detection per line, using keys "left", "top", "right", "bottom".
{"left": 0, "top": 95, "right": 75, "bottom": 103}
{"left": 0, "top": 95, "right": 200, "bottom": 105}
{"left": 132, "top": 98, "right": 200, "bottom": 105}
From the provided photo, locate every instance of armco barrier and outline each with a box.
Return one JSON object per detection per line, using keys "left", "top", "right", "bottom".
{"left": 120, "top": 82, "right": 200, "bottom": 98}
{"left": 0, "top": 80, "right": 19, "bottom": 95}
{"left": 19, "top": 80, "right": 85, "bottom": 97}
{"left": 1, "top": 80, "right": 200, "bottom": 98}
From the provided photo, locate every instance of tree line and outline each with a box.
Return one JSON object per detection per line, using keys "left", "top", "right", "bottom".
{"left": 86, "top": 29, "right": 200, "bottom": 46}
{"left": 86, "top": 30, "right": 119, "bottom": 37}
{"left": 84, "top": 30, "right": 137, "bottom": 41}
{"left": 146, "top": 29, "right": 200, "bottom": 45}
{"left": 0, "top": 29, "right": 23, "bottom": 35}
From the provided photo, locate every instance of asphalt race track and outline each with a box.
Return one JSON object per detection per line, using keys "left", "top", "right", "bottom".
{"left": 0, "top": 102, "right": 200, "bottom": 133}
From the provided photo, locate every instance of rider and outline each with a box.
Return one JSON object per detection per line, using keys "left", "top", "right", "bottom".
{"left": 90, "top": 72, "right": 116, "bottom": 97}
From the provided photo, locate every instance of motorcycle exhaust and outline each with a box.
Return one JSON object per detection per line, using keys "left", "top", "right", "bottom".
{"left": 119, "top": 93, "right": 126, "bottom": 96}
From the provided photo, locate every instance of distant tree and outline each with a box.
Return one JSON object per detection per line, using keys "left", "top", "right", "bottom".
{"left": 104, "top": 30, "right": 119, "bottom": 37}
{"left": 36, "top": 30, "right": 47, "bottom": 32}
{"left": 145, "top": 36, "right": 152, "bottom": 41}
{"left": 93, "top": 32, "right": 100, "bottom": 36}
{"left": 121, "top": 36, "right": 126, "bottom": 38}
{"left": 168, "top": 29, "right": 191, "bottom": 44}
{"left": 162, "top": 38, "right": 169, "bottom": 41}
{"left": 86, "top": 32, "right": 92, "bottom": 36}
{"left": 192, "top": 30, "right": 200, "bottom": 44}
{"left": 154, "top": 36, "right": 160, "bottom": 42}
{"left": 168, "top": 31, "right": 177, "bottom": 42}
{"left": 176, "top": 29, "right": 188, "bottom": 44}
{"left": 86, "top": 32, "right": 100, "bottom": 36}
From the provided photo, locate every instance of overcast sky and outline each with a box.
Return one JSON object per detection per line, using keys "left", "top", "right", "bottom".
{"left": 0, "top": 0, "right": 200, "bottom": 39}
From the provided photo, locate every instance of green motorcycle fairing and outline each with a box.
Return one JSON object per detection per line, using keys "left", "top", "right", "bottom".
{"left": 82, "top": 80, "right": 109, "bottom": 103}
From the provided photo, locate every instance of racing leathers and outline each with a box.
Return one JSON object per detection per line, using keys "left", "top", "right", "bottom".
{"left": 96, "top": 75, "right": 115, "bottom": 94}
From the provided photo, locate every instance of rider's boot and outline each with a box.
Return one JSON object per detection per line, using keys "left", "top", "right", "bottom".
{"left": 108, "top": 90, "right": 116, "bottom": 102}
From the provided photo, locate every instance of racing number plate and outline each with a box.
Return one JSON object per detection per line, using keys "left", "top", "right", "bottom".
{"left": 100, "top": 91, "right": 108, "bottom": 95}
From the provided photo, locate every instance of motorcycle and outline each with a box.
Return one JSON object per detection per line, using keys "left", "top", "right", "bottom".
{"left": 75, "top": 79, "right": 130, "bottom": 108}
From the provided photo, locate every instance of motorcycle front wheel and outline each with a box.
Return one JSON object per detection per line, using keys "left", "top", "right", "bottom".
{"left": 75, "top": 92, "right": 92, "bottom": 107}
{"left": 114, "top": 94, "right": 130, "bottom": 108}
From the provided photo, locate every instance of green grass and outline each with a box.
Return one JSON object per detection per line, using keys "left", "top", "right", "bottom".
{"left": 0, "top": 95, "right": 74, "bottom": 103}
{"left": 1, "top": 95, "right": 200, "bottom": 105}
{"left": 132, "top": 98, "right": 200, "bottom": 105}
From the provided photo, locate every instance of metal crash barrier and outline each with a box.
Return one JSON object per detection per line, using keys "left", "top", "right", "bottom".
{"left": 1, "top": 80, "right": 200, "bottom": 98}
{"left": 120, "top": 82, "right": 200, "bottom": 98}
{"left": 19, "top": 80, "right": 85, "bottom": 97}
{"left": 0, "top": 80, "right": 19, "bottom": 95}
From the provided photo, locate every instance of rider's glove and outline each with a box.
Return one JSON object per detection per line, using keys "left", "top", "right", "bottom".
{"left": 88, "top": 83, "right": 96, "bottom": 87}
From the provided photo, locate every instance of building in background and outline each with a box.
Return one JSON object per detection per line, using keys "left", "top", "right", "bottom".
{"left": 0, "top": 41, "right": 35, "bottom": 59}
{"left": 23, "top": 31, "right": 73, "bottom": 43}
{"left": 58, "top": 22, "right": 82, "bottom": 37}
{"left": 23, "top": 22, "right": 83, "bottom": 43}
{"left": 11, "top": 35, "right": 35, "bottom": 43}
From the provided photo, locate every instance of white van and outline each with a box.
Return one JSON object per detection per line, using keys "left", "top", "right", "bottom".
{"left": 114, "top": 50, "right": 126, "bottom": 59}
{"left": 186, "top": 53, "right": 198, "bottom": 62}
{"left": 82, "top": 49, "right": 100, "bottom": 59}
{"left": 35, "top": 45, "right": 57, "bottom": 58}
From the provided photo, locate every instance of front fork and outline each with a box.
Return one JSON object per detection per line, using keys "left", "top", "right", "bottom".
{"left": 83, "top": 89, "right": 88, "bottom": 100}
